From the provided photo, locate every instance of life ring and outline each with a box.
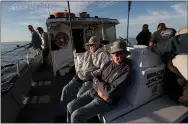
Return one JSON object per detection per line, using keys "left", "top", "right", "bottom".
{"left": 55, "top": 32, "right": 69, "bottom": 48}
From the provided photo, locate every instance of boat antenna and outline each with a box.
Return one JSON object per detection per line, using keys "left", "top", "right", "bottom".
{"left": 67, "top": 1, "right": 74, "bottom": 51}
{"left": 126, "top": 1, "right": 131, "bottom": 45}
{"left": 47, "top": 2, "right": 51, "bottom": 16}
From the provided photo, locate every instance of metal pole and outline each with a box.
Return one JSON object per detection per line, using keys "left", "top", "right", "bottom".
{"left": 16, "top": 61, "right": 20, "bottom": 76}
{"left": 126, "top": 1, "right": 131, "bottom": 44}
{"left": 126, "top": 10, "right": 130, "bottom": 44}
{"left": 67, "top": 1, "right": 74, "bottom": 51}
{"left": 47, "top": 2, "right": 50, "bottom": 16}
{"left": 26, "top": 49, "right": 29, "bottom": 64}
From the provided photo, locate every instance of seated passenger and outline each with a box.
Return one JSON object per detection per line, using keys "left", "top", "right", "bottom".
{"left": 67, "top": 41, "right": 131, "bottom": 123}
{"left": 54, "top": 36, "right": 110, "bottom": 121}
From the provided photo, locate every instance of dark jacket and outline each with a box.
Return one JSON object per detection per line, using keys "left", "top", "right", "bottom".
{"left": 136, "top": 30, "right": 152, "bottom": 46}
{"left": 150, "top": 33, "right": 188, "bottom": 62}
{"left": 92, "top": 59, "right": 132, "bottom": 104}
{"left": 28, "top": 31, "right": 42, "bottom": 49}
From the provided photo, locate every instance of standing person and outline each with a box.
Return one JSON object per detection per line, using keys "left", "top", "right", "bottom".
{"left": 150, "top": 27, "right": 188, "bottom": 107}
{"left": 136, "top": 24, "right": 152, "bottom": 46}
{"left": 37, "top": 27, "right": 49, "bottom": 67}
{"left": 149, "top": 23, "right": 176, "bottom": 46}
{"left": 53, "top": 36, "right": 110, "bottom": 122}
{"left": 27, "top": 25, "right": 42, "bottom": 54}
{"left": 67, "top": 41, "right": 132, "bottom": 123}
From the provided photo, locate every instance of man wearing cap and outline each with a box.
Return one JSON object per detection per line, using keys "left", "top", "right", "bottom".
{"left": 54, "top": 36, "right": 110, "bottom": 122}
{"left": 67, "top": 41, "right": 132, "bottom": 123}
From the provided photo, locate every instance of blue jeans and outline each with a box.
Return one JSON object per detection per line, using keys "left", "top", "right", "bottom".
{"left": 60, "top": 76, "right": 83, "bottom": 114}
{"left": 67, "top": 90, "right": 113, "bottom": 123}
{"left": 60, "top": 76, "right": 92, "bottom": 114}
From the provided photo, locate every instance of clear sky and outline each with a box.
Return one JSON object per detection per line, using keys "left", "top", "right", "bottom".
{"left": 1, "top": 1, "right": 187, "bottom": 42}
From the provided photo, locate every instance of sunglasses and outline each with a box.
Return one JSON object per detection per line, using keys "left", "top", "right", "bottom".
{"left": 88, "top": 44, "right": 95, "bottom": 47}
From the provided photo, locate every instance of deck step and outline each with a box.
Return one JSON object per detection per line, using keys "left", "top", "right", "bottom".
{"left": 29, "top": 95, "right": 51, "bottom": 104}
{"left": 32, "top": 81, "right": 52, "bottom": 87}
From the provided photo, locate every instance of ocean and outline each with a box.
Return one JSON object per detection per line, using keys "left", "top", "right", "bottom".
{"left": 1, "top": 41, "right": 30, "bottom": 66}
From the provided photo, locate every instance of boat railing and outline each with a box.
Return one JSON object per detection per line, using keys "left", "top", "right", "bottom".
{"left": 1, "top": 44, "right": 38, "bottom": 86}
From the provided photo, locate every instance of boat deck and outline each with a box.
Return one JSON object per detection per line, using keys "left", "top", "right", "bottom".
{"left": 16, "top": 67, "right": 75, "bottom": 122}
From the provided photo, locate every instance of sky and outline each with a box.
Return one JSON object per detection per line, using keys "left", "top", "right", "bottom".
{"left": 1, "top": 1, "right": 188, "bottom": 42}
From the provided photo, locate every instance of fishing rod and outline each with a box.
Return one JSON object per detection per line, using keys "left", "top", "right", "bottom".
{"left": 2, "top": 43, "right": 30, "bottom": 56}
{"left": 1, "top": 64, "right": 15, "bottom": 69}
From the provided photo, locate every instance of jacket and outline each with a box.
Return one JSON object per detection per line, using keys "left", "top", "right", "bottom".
{"left": 136, "top": 30, "right": 152, "bottom": 46}
{"left": 92, "top": 58, "right": 132, "bottom": 103}
{"left": 28, "top": 30, "right": 42, "bottom": 49}
{"left": 77, "top": 47, "right": 110, "bottom": 81}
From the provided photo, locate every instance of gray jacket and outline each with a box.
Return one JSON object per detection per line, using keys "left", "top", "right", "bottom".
{"left": 92, "top": 59, "right": 132, "bottom": 103}
{"left": 28, "top": 30, "right": 42, "bottom": 49}
{"left": 77, "top": 48, "right": 110, "bottom": 81}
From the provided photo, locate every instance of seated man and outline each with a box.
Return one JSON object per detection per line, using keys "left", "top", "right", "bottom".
{"left": 54, "top": 36, "right": 110, "bottom": 121}
{"left": 67, "top": 41, "right": 132, "bottom": 123}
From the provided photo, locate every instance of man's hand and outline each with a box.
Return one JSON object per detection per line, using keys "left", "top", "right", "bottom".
{"left": 97, "top": 90, "right": 112, "bottom": 103}
{"left": 149, "top": 41, "right": 153, "bottom": 46}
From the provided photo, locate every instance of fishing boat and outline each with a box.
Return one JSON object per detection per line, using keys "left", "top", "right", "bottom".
{"left": 1, "top": 1, "right": 188, "bottom": 123}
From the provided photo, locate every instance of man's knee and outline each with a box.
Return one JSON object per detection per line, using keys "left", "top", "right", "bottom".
{"left": 67, "top": 100, "right": 74, "bottom": 113}
{"left": 60, "top": 83, "right": 71, "bottom": 101}
{"left": 62, "top": 79, "right": 74, "bottom": 94}
{"left": 71, "top": 109, "right": 83, "bottom": 123}
{"left": 61, "top": 84, "right": 69, "bottom": 98}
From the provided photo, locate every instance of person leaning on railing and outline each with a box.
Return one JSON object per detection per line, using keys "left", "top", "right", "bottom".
{"left": 37, "top": 27, "right": 49, "bottom": 67}
{"left": 27, "top": 25, "right": 42, "bottom": 54}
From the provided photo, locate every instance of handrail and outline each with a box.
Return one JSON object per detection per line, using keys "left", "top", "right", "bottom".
{"left": 1, "top": 45, "right": 37, "bottom": 85}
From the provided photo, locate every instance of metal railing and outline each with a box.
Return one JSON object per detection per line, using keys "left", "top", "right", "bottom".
{"left": 1, "top": 44, "right": 38, "bottom": 85}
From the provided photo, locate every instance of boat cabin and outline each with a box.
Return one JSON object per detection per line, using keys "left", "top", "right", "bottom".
{"left": 46, "top": 12, "right": 119, "bottom": 76}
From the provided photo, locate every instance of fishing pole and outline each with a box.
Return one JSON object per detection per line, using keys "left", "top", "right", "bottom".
{"left": 2, "top": 43, "right": 30, "bottom": 56}
{"left": 1, "top": 64, "right": 15, "bottom": 69}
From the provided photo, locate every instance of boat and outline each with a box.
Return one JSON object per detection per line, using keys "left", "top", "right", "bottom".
{"left": 1, "top": 1, "right": 188, "bottom": 123}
